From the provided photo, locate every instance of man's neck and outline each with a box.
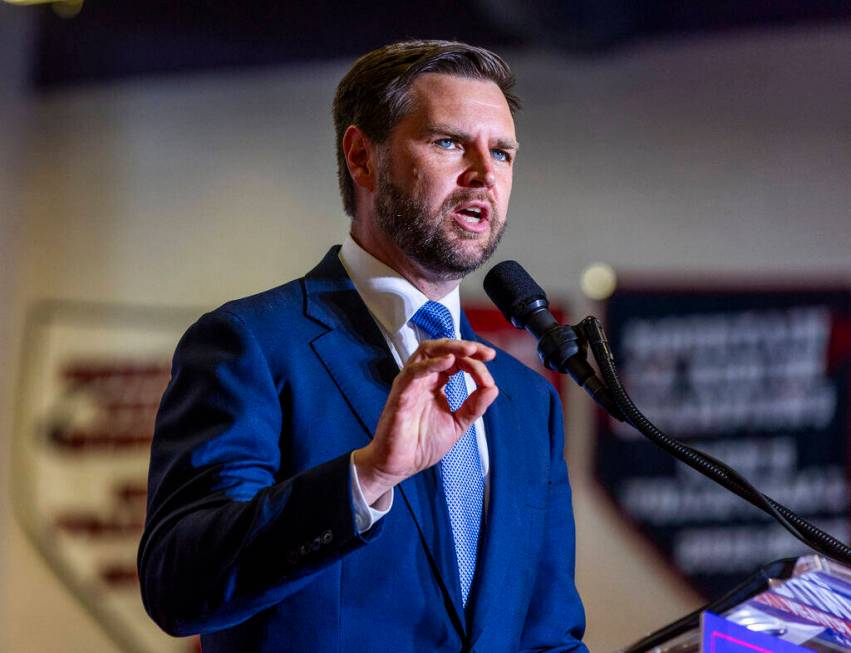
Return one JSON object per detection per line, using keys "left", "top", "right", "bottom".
{"left": 348, "top": 230, "right": 462, "bottom": 301}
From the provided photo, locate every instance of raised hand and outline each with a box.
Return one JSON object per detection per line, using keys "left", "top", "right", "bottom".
{"left": 353, "top": 338, "right": 498, "bottom": 505}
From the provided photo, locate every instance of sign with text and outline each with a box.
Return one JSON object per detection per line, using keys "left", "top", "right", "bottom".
{"left": 13, "top": 302, "right": 199, "bottom": 653}
{"left": 594, "top": 285, "right": 851, "bottom": 599}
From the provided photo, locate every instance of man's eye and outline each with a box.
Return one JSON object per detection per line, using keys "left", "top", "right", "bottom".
{"left": 435, "top": 138, "right": 457, "bottom": 149}
{"left": 492, "top": 149, "right": 510, "bottom": 162}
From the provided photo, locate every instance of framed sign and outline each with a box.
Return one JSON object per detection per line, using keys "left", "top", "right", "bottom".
{"left": 13, "top": 301, "right": 200, "bottom": 653}
{"left": 594, "top": 285, "right": 851, "bottom": 599}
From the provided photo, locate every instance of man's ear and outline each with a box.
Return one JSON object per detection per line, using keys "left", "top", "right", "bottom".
{"left": 342, "top": 125, "right": 378, "bottom": 193}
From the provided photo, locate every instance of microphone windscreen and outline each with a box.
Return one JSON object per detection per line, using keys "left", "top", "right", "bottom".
{"left": 483, "top": 260, "right": 547, "bottom": 325}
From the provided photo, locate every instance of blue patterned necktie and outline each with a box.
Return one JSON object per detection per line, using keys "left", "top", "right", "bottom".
{"left": 410, "top": 300, "right": 484, "bottom": 606}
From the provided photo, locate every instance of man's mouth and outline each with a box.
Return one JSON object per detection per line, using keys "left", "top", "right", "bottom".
{"left": 452, "top": 201, "right": 491, "bottom": 233}
{"left": 460, "top": 207, "right": 483, "bottom": 223}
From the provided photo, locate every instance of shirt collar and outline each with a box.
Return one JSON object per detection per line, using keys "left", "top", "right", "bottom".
{"left": 338, "top": 234, "right": 461, "bottom": 338}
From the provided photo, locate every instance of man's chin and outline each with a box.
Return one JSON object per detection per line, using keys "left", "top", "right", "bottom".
{"left": 418, "top": 245, "right": 496, "bottom": 279}
{"left": 452, "top": 229, "right": 503, "bottom": 269}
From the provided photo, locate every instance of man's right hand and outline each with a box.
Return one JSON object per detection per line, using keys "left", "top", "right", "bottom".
{"left": 352, "top": 338, "right": 498, "bottom": 506}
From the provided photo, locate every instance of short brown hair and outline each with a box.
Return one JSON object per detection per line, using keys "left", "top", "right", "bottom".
{"left": 333, "top": 40, "right": 520, "bottom": 218}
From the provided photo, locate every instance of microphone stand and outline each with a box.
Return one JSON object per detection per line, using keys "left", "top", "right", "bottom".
{"left": 556, "top": 316, "right": 851, "bottom": 566}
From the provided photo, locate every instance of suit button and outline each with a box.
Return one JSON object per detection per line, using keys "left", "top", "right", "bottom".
{"left": 299, "top": 544, "right": 309, "bottom": 556}
{"left": 311, "top": 537, "right": 321, "bottom": 551}
{"left": 321, "top": 530, "right": 333, "bottom": 544}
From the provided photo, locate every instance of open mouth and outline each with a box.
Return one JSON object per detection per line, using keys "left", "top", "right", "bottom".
{"left": 452, "top": 202, "right": 491, "bottom": 232}
{"left": 460, "top": 207, "right": 484, "bottom": 223}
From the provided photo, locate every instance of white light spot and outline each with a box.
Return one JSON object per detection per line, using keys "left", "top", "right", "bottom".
{"left": 580, "top": 262, "right": 617, "bottom": 300}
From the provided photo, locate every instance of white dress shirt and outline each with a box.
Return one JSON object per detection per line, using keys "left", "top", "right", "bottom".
{"left": 339, "top": 235, "right": 490, "bottom": 532}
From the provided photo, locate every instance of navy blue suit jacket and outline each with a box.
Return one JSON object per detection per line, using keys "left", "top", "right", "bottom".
{"left": 138, "top": 247, "right": 587, "bottom": 652}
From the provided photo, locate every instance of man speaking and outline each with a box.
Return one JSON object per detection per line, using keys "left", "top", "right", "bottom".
{"left": 138, "top": 40, "right": 588, "bottom": 652}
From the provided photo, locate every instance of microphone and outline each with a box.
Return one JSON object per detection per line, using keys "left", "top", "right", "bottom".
{"left": 483, "top": 261, "right": 624, "bottom": 420}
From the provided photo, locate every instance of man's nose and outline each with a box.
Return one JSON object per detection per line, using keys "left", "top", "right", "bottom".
{"left": 459, "top": 147, "right": 496, "bottom": 189}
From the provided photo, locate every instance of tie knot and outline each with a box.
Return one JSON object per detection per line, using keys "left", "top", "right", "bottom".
{"left": 411, "top": 301, "right": 455, "bottom": 340}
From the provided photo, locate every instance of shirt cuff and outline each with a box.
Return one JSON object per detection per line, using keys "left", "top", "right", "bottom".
{"left": 350, "top": 452, "right": 393, "bottom": 533}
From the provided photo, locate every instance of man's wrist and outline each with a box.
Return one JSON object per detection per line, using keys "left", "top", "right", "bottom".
{"left": 349, "top": 451, "right": 393, "bottom": 533}
{"left": 352, "top": 447, "right": 399, "bottom": 506}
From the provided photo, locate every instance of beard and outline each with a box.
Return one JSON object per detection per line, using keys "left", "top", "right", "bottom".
{"left": 374, "top": 173, "right": 506, "bottom": 281}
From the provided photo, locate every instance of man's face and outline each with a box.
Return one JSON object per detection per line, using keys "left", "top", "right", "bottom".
{"left": 373, "top": 73, "right": 517, "bottom": 280}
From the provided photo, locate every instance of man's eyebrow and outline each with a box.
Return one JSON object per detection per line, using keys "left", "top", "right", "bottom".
{"left": 426, "top": 123, "right": 519, "bottom": 151}
{"left": 495, "top": 138, "right": 520, "bottom": 152}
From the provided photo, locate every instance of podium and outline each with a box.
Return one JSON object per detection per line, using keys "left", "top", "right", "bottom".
{"left": 622, "top": 556, "right": 851, "bottom": 653}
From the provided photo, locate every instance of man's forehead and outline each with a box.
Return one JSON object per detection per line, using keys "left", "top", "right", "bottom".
{"left": 408, "top": 73, "right": 509, "bottom": 107}
{"left": 402, "top": 73, "right": 516, "bottom": 136}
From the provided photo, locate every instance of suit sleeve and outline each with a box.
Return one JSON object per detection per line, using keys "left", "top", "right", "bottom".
{"left": 137, "top": 309, "right": 382, "bottom": 636}
{"left": 517, "top": 384, "right": 589, "bottom": 653}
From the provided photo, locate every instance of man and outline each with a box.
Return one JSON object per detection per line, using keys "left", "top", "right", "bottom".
{"left": 139, "top": 40, "right": 587, "bottom": 652}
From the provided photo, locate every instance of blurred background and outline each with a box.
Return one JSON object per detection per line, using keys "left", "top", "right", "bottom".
{"left": 1, "top": 1, "right": 850, "bottom": 651}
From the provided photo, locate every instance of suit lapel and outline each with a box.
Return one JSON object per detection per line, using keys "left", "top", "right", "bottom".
{"left": 304, "top": 247, "right": 466, "bottom": 634}
{"left": 462, "top": 320, "right": 530, "bottom": 647}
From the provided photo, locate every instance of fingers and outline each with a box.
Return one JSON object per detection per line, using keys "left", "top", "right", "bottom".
{"left": 400, "top": 339, "right": 495, "bottom": 381}
{"left": 401, "top": 354, "right": 456, "bottom": 380}
{"left": 399, "top": 351, "right": 496, "bottom": 393}
{"left": 396, "top": 343, "right": 499, "bottom": 429}
{"left": 452, "top": 355, "right": 496, "bottom": 390}
{"left": 412, "top": 338, "right": 496, "bottom": 363}
{"left": 453, "top": 385, "right": 499, "bottom": 433}
{"left": 391, "top": 339, "right": 499, "bottom": 432}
